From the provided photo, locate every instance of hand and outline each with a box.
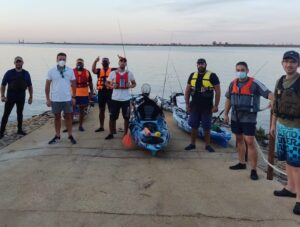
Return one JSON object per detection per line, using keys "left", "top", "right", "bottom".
{"left": 186, "top": 104, "right": 190, "bottom": 113}
{"left": 112, "top": 83, "right": 118, "bottom": 89}
{"left": 72, "top": 97, "right": 76, "bottom": 106}
{"left": 95, "top": 56, "right": 100, "bottom": 62}
{"left": 270, "top": 124, "right": 276, "bottom": 138}
{"left": 268, "top": 101, "right": 273, "bottom": 110}
{"left": 212, "top": 105, "right": 218, "bottom": 113}
{"left": 28, "top": 97, "right": 32, "bottom": 104}
{"left": 46, "top": 99, "right": 51, "bottom": 107}
{"left": 1, "top": 96, "right": 7, "bottom": 102}
{"left": 223, "top": 114, "right": 229, "bottom": 125}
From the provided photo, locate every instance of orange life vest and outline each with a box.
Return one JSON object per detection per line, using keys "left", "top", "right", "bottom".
{"left": 231, "top": 77, "right": 254, "bottom": 95}
{"left": 97, "top": 68, "right": 112, "bottom": 90}
{"left": 73, "top": 68, "right": 90, "bottom": 97}
{"left": 115, "top": 71, "right": 129, "bottom": 89}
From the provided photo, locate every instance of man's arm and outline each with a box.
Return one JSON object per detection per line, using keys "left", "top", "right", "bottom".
{"left": 92, "top": 57, "right": 100, "bottom": 74}
{"left": 213, "top": 84, "right": 221, "bottom": 111}
{"left": 28, "top": 86, "right": 33, "bottom": 104}
{"left": 129, "top": 80, "right": 136, "bottom": 88}
{"left": 185, "top": 84, "right": 191, "bottom": 112}
{"left": 223, "top": 98, "right": 231, "bottom": 124}
{"left": 88, "top": 73, "right": 94, "bottom": 95}
{"left": 45, "top": 80, "right": 51, "bottom": 107}
{"left": 1, "top": 85, "right": 6, "bottom": 102}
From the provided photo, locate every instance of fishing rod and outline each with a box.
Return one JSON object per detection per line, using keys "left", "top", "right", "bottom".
{"left": 162, "top": 33, "right": 173, "bottom": 99}
{"left": 252, "top": 61, "right": 268, "bottom": 77}
{"left": 171, "top": 61, "right": 184, "bottom": 94}
{"left": 117, "top": 19, "right": 126, "bottom": 60}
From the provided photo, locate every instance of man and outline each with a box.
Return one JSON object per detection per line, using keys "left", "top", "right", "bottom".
{"left": 45, "top": 52, "right": 77, "bottom": 144}
{"left": 0, "top": 56, "right": 33, "bottom": 138}
{"left": 73, "top": 58, "right": 93, "bottom": 131}
{"left": 224, "top": 61, "right": 273, "bottom": 180}
{"left": 271, "top": 51, "right": 300, "bottom": 215}
{"left": 92, "top": 57, "right": 117, "bottom": 132}
{"left": 104, "top": 56, "right": 136, "bottom": 140}
{"left": 184, "top": 58, "right": 221, "bottom": 153}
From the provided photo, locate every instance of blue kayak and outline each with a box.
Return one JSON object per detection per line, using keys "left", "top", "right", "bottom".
{"left": 173, "top": 106, "right": 231, "bottom": 147}
{"left": 129, "top": 95, "right": 170, "bottom": 156}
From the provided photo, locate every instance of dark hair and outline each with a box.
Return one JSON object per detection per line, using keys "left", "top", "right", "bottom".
{"left": 236, "top": 61, "right": 248, "bottom": 69}
{"left": 57, "top": 52, "right": 67, "bottom": 59}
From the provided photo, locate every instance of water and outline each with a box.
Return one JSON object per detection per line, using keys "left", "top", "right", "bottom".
{"left": 0, "top": 44, "right": 298, "bottom": 130}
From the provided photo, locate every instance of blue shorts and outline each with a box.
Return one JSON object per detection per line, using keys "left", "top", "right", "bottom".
{"left": 76, "top": 96, "right": 89, "bottom": 106}
{"left": 188, "top": 109, "right": 212, "bottom": 129}
{"left": 231, "top": 121, "right": 256, "bottom": 136}
{"left": 276, "top": 122, "right": 300, "bottom": 167}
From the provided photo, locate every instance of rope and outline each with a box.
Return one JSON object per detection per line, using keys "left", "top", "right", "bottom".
{"left": 255, "top": 139, "right": 287, "bottom": 176}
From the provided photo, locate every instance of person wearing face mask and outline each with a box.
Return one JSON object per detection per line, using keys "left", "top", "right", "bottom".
{"left": 0, "top": 56, "right": 33, "bottom": 139}
{"left": 271, "top": 51, "right": 300, "bottom": 215}
{"left": 224, "top": 61, "right": 274, "bottom": 180}
{"left": 184, "top": 58, "right": 221, "bottom": 153}
{"left": 92, "top": 57, "right": 117, "bottom": 132}
{"left": 73, "top": 58, "right": 93, "bottom": 131}
{"left": 104, "top": 55, "right": 136, "bottom": 140}
{"left": 45, "top": 52, "right": 77, "bottom": 145}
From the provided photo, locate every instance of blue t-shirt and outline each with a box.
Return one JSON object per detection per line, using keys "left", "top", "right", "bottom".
{"left": 1, "top": 69, "right": 32, "bottom": 101}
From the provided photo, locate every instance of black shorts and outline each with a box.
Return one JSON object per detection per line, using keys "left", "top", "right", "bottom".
{"left": 231, "top": 121, "right": 256, "bottom": 136}
{"left": 98, "top": 89, "right": 112, "bottom": 110}
{"left": 110, "top": 100, "right": 130, "bottom": 120}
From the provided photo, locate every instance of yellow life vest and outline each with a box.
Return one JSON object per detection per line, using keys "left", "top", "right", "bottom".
{"left": 190, "top": 71, "right": 214, "bottom": 89}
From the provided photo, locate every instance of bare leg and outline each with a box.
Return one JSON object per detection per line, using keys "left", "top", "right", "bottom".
{"left": 190, "top": 128, "right": 198, "bottom": 145}
{"left": 235, "top": 134, "right": 246, "bottom": 164}
{"left": 124, "top": 119, "right": 129, "bottom": 136}
{"left": 54, "top": 113, "right": 61, "bottom": 136}
{"left": 79, "top": 105, "right": 86, "bottom": 128}
{"left": 244, "top": 135, "right": 257, "bottom": 170}
{"left": 292, "top": 166, "right": 300, "bottom": 202}
{"left": 286, "top": 164, "right": 296, "bottom": 193}
{"left": 204, "top": 129, "right": 211, "bottom": 146}
{"left": 64, "top": 113, "right": 73, "bottom": 136}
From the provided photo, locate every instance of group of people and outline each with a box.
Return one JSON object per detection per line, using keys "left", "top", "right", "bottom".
{"left": 0, "top": 50, "right": 299, "bottom": 215}
{"left": 183, "top": 50, "right": 300, "bottom": 215}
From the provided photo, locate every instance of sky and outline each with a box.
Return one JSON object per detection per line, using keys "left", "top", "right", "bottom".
{"left": 0, "top": 0, "right": 299, "bottom": 44}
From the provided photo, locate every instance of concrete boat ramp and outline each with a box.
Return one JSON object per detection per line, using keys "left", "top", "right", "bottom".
{"left": 0, "top": 110, "right": 298, "bottom": 226}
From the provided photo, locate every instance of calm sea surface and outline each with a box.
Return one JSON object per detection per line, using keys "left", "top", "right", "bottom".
{"left": 1, "top": 44, "right": 299, "bottom": 130}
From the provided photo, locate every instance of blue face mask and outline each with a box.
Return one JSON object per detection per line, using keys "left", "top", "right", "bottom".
{"left": 236, "top": 71, "right": 247, "bottom": 79}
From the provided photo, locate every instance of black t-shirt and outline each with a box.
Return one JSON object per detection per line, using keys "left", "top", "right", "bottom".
{"left": 187, "top": 71, "right": 220, "bottom": 109}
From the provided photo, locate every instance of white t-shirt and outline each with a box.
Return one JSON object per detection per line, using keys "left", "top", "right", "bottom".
{"left": 107, "top": 70, "right": 135, "bottom": 101}
{"left": 47, "top": 66, "right": 76, "bottom": 102}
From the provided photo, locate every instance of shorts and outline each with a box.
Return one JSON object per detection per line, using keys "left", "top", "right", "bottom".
{"left": 51, "top": 101, "right": 73, "bottom": 114}
{"left": 110, "top": 100, "right": 130, "bottom": 121}
{"left": 76, "top": 96, "right": 89, "bottom": 106}
{"left": 98, "top": 89, "right": 112, "bottom": 110}
{"left": 231, "top": 121, "right": 256, "bottom": 136}
{"left": 188, "top": 109, "right": 212, "bottom": 129}
{"left": 276, "top": 122, "right": 300, "bottom": 167}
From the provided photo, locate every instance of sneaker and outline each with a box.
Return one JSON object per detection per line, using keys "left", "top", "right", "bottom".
{"left": 184, "top": 144, "right": 196, "bottom": 151}
{"left": 48, "top": 135, "right": 60, "bottom": 144}
{"left": 78, "top": 126, "right": 85, "bottom": 132}
{"left": 105, "top": 134, "right": 114, "bottom": 140}
{"left": 95, "top": 127, "right": 104, "bottom": 132}
{"left": 17, "top": 130, "right": 27, "bottom": 136}
{"left": 293, "top": 202, "right": 300, "bottom": 215}
{"left": 250, "top": 169, "right": 259, "bottom": 180}
{"left": 205, "top": 145, "right": 215, "bottom": 152}
{"left": 274, "top": 188, "right": 296, "bottom": 198}
{"left": 62, "top": 129, "right": 68, "bottom": 133}
{"left": 229, "top": 163, "right": 246, "bottom": 170}
{"left": 68, "top": 135, "right": 77, "bottom": 144}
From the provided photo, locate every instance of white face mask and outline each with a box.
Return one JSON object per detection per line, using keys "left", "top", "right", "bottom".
{"left": 58, "top": 60, "right": 66, "bottom": 67}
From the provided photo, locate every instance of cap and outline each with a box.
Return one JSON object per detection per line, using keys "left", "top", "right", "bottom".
{"left": 102, "top": 57, "right": 110, "bottom": 63}
{"left": 197, "top": 58, "right": 206, "bottom": 64}
{"left": 118, "top": 55, "right": 127, "bottom": 62}
{"left": 283, "top": 50, "right": 299, "bottom": 62}
{"left": 14, "top": 56, "right": 23, "bottom": 63}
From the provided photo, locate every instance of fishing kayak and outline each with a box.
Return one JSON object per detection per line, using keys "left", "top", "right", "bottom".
{"left": 173, "top": 106, "right": 231, "bottom": 147}
{"left": 129, "top": 95, "right": 170, "bottom": 156}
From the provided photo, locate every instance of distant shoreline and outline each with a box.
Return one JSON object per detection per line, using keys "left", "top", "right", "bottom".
{"left": 1, "top": 42, "right": 300, "bottom": 48}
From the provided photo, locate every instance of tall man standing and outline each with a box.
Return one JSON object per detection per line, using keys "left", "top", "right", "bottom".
{"left": 104, "top": 56, "right": 136, "bottom": 140}
{"left": 271, "top": 51, "right": 300, "bottom": 215}
{"left": 184, "top": 58, "right": 221, "bottom": 153}
{"left": 45, "top": 52, "right": 77, "bottom": 144}
{"left": 92, "top": 57, "right": 117, "bottom": 132}
{"left": 224, "top": 61, "right": 273, "bottom": 180}
{"left": 0, "top": 56, "right": 33, "bottom": 138}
